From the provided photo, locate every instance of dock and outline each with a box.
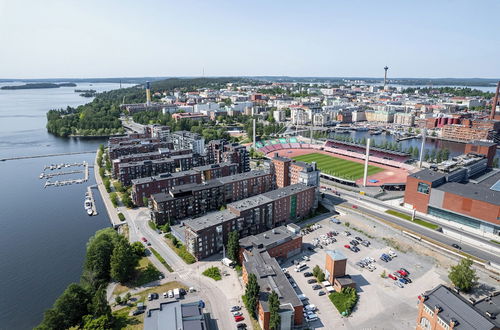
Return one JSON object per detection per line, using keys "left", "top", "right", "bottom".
{"left": 40, "top": 169, "right": 83, "bottom": 179}
{"left": 86, "top": 185, "right": 98, "bottom": 216}
{"left": 42, "top": 161, "right": 89, "bottom": 188}
{"left": 1, "top": 151, "right": 96, "bottom": 162}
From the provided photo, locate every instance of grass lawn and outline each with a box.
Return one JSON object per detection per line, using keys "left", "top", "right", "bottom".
{"left": 165, "top": 233, "right": 196, "bottom": 264}
{"left": 202, "top": 266, "right": 222, "bottom": 281}
{"left": 329, "top": 287, "right": 358, "bottom": 315}
{"left": 292, "top": 153, "right": 384, "bottom": 180}
{"left": 113, "top": 257, "right": 163, "bottom": 296}
{"left": 385, "top": 210, "right": 439, "bottom": 230}
{"left": 149, "top": 247, "right": 174, "bottom": 272}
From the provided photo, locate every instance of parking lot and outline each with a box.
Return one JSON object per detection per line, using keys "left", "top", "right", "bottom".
{"left": 282, "top": 213, "right": 446, "bottom": 329}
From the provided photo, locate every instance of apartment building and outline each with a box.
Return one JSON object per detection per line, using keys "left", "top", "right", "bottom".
{"left": 416, "top": 285, "right": 499, "bottom": 330}
{"left": 393, "top": 112, "right": 415, "bottom": 126}
{"left": 272, "top": 155, "right": 291, "bottom": 188}
{"left": 112, "top": 149, "right": 191, "bottom": 178}
{"left": 150, "top": 170, "right": 275, "bottom": 225}
{"left": 108, "top": 140, "right": 172, "bottom": 160}
{"left": 191, "top": 162, "right": 238, "bottom": 182}
{"left": 182, "top": 184, "right": 316, "bottom": 260}
{"left": 170, "top": 131, "right": 206, "bottom": 155}
{"left": 206, "top": 140, "right": 250, "bottom": 173}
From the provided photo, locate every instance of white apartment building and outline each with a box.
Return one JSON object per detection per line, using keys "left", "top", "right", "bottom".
{"left": 273, "top": 110, "right": 286, "bottom": 122}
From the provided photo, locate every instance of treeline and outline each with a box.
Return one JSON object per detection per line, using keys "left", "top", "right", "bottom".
{"left": 36, "top": 228, "right": 146, "bottom": 330}
{"left": 150, "top": 77, "right": 255, "bottom": 92}
{"left": 1, "top": 82, "right": 76, "bottom": 90}
{"left": 46, "top": 86, "right": 145, "bottom": 137}
{"left": 403, "top": 86, "right": 494, "bottom": 98}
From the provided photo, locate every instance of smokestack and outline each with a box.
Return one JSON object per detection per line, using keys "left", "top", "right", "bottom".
{"left": 491, "top": 81, "right": 500, "bottom": 120}
{"left": 146, "top": 81, "right": 151, "bottom": 106}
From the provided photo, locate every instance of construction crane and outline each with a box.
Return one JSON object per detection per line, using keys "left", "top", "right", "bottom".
{"left": 491, "top": 81, "right": 500, "bottom": 120}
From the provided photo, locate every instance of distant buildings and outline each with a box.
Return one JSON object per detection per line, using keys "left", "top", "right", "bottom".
{"left": 170, "top": 131, "right": 206, "bottom": 155}
{"left": 416, "top": 285, "right": 500, "bottom": 330}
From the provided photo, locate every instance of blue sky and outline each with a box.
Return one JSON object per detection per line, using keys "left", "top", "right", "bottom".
{"left": 0, "top": 0, "right": 499, "bottom": 78}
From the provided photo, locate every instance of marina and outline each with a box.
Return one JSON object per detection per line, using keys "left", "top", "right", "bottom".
{"left": 85, "top": 185, "right": 98, "bottom": 216}
{"left": 41, "top": 161, "right": 89, "bottom": 188}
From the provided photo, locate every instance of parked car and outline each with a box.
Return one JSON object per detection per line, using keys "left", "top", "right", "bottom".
{"left": 399, "top": 278, "right": 409, "bottom": 285}
{"left": 237, "top": 323, "right": 247, "bottom": 329}
{"left": 234, "top": 315, "right": 245, "bottom": 322}
{"left": 400, "top": 267, "right": 410, "bottom": 275}
{"left": 397, "top": 270, "right": 408, "bottom": 277}
{"left": 388, "top": 274, "right": 397, "bottom": 280}
{"left": 132, "top": 309, "right": 145, "bottom": 316}
{"left": 352, "top": 246, "right": 360, "bottom": 252}
{"left": 352, "top": 205, "right": 358, "bottom": 209}
{"left": 233, "top": 311, "right": 243, "bottom": 317}
{"left": 344, "top": 231, "right": 351, "bottom": 236}
{"left": 312, "top": 284, "right": 322, "bottom": 290}
{"left": 355, "top": 236, "right": 363, "bottom": 242}
{"left": 452, "top": 243, "right": 462, "bottom": 250}
{"left": 307, "top": 279, "right": 317, "bottom": 284}
{"left": 361, "top": 241, "right": 370, "bottom": 247}
{"left": 230, "top": 306, "right": 241, "bottom": 312}
{"left": 393, "top": 272, "right": 402, "bottom": 278}
{"left": 302, "top": 255, "right": 310, "bottom": 261}
{"left": 147, "top": 293, "right": 159, "bottom": 301}
{"left": 307, "top": 246, "right": 315, "bottom": 251}
{"left": 394, "top": 281, "right": 404, "bottom": 288}
{"left": 318, "top": 290, "right": 326, "bottom": 296}
{"left": 163, "top": 292, "right": 168, "bottom": 298}
{"left": 168, "top": 290, "right": 174, "bottom": 298}
{"left": 141, "top": 237, "right": 147, "bottom": 242}
{"left": 344, "top": 244, "right": 351, "bottom": 249}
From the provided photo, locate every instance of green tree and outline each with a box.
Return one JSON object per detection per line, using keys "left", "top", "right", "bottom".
{"left": 226, "top": 230, "right": 240, "bottom": 262}
{"left": 442, "top": 148, "right": 450, "bottom": 161}
{"left": 35, "top": 308, "right": 65, "bottom": 330}
{"left": 244, "top": 273, "right": 260, "bottom": 318}
{"left": 424, "top": 150, "right": 430, "bottom": 162}
{"left": 412, "top": 147, "right": 420, "bottom": 159}
{"left": 109, "top": 192, "right": 118, "bottom": 207}
{"left": 85, "top": 234, "right": 115, "bottom": 283}
{"left": 268, "top": 291, "right": 281, "bottom": 330}
{"left": 448, "top": 258, "right": 478, "bottom": 292}
{"left": 143, "top": 196, "right": 149, "bottom": 206}
{"left": 110, "top": 237, "right": 137, "bottom": 283}
{"left": 90, "top": 288, "right": 112, "bottom": 318}
{"left": 131, "top": 241, "right": 146, "bottom": 258}
{"left": 53, "top": 283, "right": 91, "bottom": 328}
{"left": 82, "top": 314, "right": 114, "bottom": 330}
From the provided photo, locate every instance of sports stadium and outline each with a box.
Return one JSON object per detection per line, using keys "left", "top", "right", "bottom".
{"left": 255, "top": 137, "right": 414, "bottom": 189}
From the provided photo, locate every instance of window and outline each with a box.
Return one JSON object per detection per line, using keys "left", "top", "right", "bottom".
{"left": 417, "top": 182, "right": 430, "bottom": 194}
{"left": 437, "top": 317, "right": 449, "bottom": 330}
{"left": 420, "top": 317, "right": 430, "bottom": 329}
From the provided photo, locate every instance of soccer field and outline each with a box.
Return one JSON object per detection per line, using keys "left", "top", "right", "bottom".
{"left": 292, "top": 152, "right": 384, "bottom": 180}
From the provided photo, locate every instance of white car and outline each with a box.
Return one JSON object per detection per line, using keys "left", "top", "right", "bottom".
{"left": 232, "top": 311, "right": 243, "bottom": 317}
{"left": 168, "top": 290, "right": 174, "bottom": 298}
{"left": 388, "top": 250, "right": 397, "bottom": 258}
{"left": 302, "top": 256, "right": 310, "bottom": 261}
{"left": 163, "top": 292, "right": 168, "bottom": 298}
{"left": 306, "top": 313, "right": 318, "bottom": 321}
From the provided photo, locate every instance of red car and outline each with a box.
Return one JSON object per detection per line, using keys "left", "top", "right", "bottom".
{"left": 388, "top": 274, "right": 397, "bottom": 280}
{"left": 397, "top": 270, "right": 408, "bottom": 277}
{"left": 352, "top": 205, "right": 358, "bottom": 209}
{"left": 141, "top": 237, "right": 147, "bottom": 242}
{"left": 234, "top": 315, "right": 245, "bottom": 322}
{"left": 344, "top": 244, "right": 351, "bottom": 249}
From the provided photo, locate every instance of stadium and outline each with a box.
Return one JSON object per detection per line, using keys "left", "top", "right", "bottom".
{"left": 255, "top": 137, "right": 414, "bottom": 189}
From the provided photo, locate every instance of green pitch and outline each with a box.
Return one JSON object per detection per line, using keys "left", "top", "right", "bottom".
{"left": 292, "top": 152, "right": 384, "bottom": 181}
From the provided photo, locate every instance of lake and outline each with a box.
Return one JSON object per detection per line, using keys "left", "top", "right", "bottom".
{"left": 0, "top": 82, "right": 132, "bottom": 329}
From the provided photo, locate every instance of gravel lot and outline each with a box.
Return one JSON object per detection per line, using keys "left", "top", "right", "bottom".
{"left": 282, "top": 213, "right": 447, "bottom": 329}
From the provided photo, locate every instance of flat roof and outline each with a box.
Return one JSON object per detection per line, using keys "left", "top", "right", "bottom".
{"left": 217, "top": 170, "right": 270, "bottom": 184}
{"left": 409, "top": 169, "right": 446, "bottom": 183}
{"left": 131, "top": 170, "right": 198, "bottom": 185}
{"left": 435, "top": 171, "right": 500, "bottom": 206}
{"left": 262, "top": 184, "right": 313, "bottom": 200}
{"left": 228, "top": 194, "right": 273, "bottom": 212}
{"left": 192, "top": 162, "right": 235, "bottom": 172}
{"left": 170, "top": 180, "right": 222, "bottom": 195}
{"left": 184, "top": 209, "right": 236, "bottom": 232}
{"left": 144, "top": 300, "right": 206, "bottom": 330}
{"left": 239, "top": 226, "right": 296, "bottom": 250}
{"left": 243, "top": 250, "right": 302, "bottom": 312}
{"left": 422, "top": 285, "right": 497, "bottom": 329}
{"left": 118, "top": 158, "right": 175, "bottom": 168}
{"left": 473, "top": 291, "right": 500, "bottom": 327}
{"left": 326, "top": 250, "right": 347, "bottom": 261}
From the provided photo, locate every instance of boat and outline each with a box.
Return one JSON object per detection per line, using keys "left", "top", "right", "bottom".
{"left": 86, "top": 208, "right": 93, "bottom": 216}
{"left": 39, "top": 173, "right": 44, "bottom": 179}
{"left": 368, "top": 129, "right": 382, "bottom": 135}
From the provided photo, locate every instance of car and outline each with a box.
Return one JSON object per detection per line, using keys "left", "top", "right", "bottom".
{"left": 344, "top": 244, "right": 351, "bottom": 249}
{"left": 148, "top": 293, "right": 154, "bottom": 301}
{"left": 302, "top": 256, "right": 310, "bottom": 261}
{"left": 230, "top": 306, "right": 241, "bottom": 312}
{"left": 163, "top": 292, "right": 168, "bottom": 298}
{"left": 132, "top": 308, "right": 145, "bottom": 315}
{"left": 141, "top": 237, "right": 147, "bottom": 242}
{"left": 179, "top": 288, "right": 186, "bottom": 296}
{"left": 399, "top": 278, "right": 409, "bottom": 284}
{"left": 355, "top": 236, "right": 363, "bottom": 242}
{"left": 307, "top": 278, "right": 317, "bottom": 284}
{"left": 312, "top": 284, "right": 322, "bottom": 290}
{"left": 405, "top": 277, "right": 412, "bottom": 283}
{"left": 307, "top": 246, "right": 315, "bottom": 251}
{"left": 237, "top": 323, "right": 247, "bottom": 329}
{"left": 394, "top": 281, "right": 404, "bottom": 288}
{"left": 361, "top": 241, "right": 370, "bottom": 247}
{"left": 452, "top": 243, "right": 462, "bottom": 250}
{"left": 291, "top": 282, "right": 297, "bottom": 288}
{"left": 168, "top": 290, "right": 174, "bottom": 298}
{"left": 388, "top": 250, "right": 397, "bottom": 258}
{"left": 234, "top": 315, "right": 245, "bottom": 322}
{"left": 303, "top": 271, "right": 313, "bottom": 277}
{"left": 148, "top": 293, "right": 159, "bottom": 300}
{"left": 393, "top": 272, "right": 402, "bottom": 278}
{"left": 400, "top": 267, "right": 410, "bottom": 275}
{"left": 397, "top": 270, "right": 408, "bottom": 277}
{"left": 388, "top": 274, "right": 397, "bottom": 280}
{"left": 352, "top": 246, "right": 360, "bottom": 252}
{"left": 147, "top": 242, "right": 152, "bottom": 246}
{"left": 355, "top": 261, "right": 364, "bottom": 268}
{"left": 344, "top": 231, "right": 351, "bottom": 236}
{"left": 306, "top": 313, "right": 318, "bottom": 322}
{"left": 352, "top": 205, "right": 358, "bottom": 209}
{"left": 233, "top": 311, "right": 243, "bottom": 317}
{"left": 285, "top": 272, "right": 291, "bottom": 278}
{"left": 318, "top": 290, "right": 326, "bottom": 296}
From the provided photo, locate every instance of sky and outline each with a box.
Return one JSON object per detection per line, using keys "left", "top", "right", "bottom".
{"left": 1, "top": 0, "right": 499, "bottom": 79}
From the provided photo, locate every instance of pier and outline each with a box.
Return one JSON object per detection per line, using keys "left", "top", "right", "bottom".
{"left": 42, "top": 161, "right": 89, "bottom": 188}
{"left": 86, "top": 185, "right": 98, "bottom": 216}
{"left": 40, "top": 170, "right": 83, "bottom": 179}
{"left": 0, "top": 151, "right": 96, "bottom": 162}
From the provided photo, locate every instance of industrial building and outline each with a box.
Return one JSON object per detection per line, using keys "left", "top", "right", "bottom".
{"left": 143, "top": 300, "right": 208, "bottom": 330}
{"left": 404, "top": 142, "right": 500, "bottom": 236}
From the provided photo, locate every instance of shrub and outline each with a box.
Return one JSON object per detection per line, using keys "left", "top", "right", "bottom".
{"left": 117, "top": 213, "right": 125, "bottom": 221}
{"left": 202, "top": 266, "right": 222, "bottom": 281}
{"left": 109, "top": 192, "right": 118, "bottom": 207}
{"left": 103, "top": 178, "right": 111, "bottom": 192}
{"left": 329, "top": 287, "right": 358, "bottom": 316}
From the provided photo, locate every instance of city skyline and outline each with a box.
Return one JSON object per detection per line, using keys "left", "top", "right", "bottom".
{"left": 1, "top": 0, "right": 500, "bottom": 79}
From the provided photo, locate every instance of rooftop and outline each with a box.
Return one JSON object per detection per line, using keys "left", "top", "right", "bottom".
{"left": 217, "top": 170, "right": 271, "bottom": 184}
{"left": 228, "top": 194, "right": 273, "bottom": 212}
{"left": 326, "top": 249, "right": 347, "bottom": 261}
{"left": 192, "top": 162, "right": 235, "bottom": 172}
{"left": 409, "top": 169, "right": 446, "bottom": 183}
{"left": 243, "top": 250, "right": 302, "bottom": 312}
{"left": 131, "top": 170, "right": 198, "bottom": 185}
{"left": 239, "top": 226, "right": 297, "bottom": 250}
{"left": 184, "top": 209, "right": 236, "bottom": 232}
{"left": 422, "top": 285, "right": 498, "bottom": 329}
{"left": 435, "top": 171, "right": 500, "bottom": 206}
{"left": 262, "top": 184, "right": 313, "bottom": 200}
{"left": 143, "top": 300, "right": 206, "bottom": 330}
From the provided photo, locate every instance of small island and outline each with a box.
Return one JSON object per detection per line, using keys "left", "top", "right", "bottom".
{"left": 1, "top": 82, "right": 77, "bottom": 90}
{"left": 75, "top": 89, "right": 97, "bottom": 97}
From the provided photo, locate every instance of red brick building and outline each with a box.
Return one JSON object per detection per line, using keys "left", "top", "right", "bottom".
{"left": 271, "top": 154, "right": 291, "bottom": 188}
{"left": 325, "top": 250, "right": 356, "bottom": 292}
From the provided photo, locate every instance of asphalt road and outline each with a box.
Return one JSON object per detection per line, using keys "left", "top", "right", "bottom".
{"left": 323, "top": 192, "right": 500, "bottom": 265}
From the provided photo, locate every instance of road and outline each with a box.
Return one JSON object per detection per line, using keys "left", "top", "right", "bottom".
{"left": 321, "top": 191, "right": 500, "bottom": 265}
{"left": 122, "top": 207, "right": 250, "bottom": 330}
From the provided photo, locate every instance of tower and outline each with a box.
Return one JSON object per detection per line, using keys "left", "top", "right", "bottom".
{"left": 491, "top": 81, "right": 500, "bottom": 120}
{"left": 383, "top": 66, "right": 389, "bottom": 88}
{"left": 145, "top": 81, "right": 152, "bottom": 106}
{"left": 363, "top": 138, "right": 371, "bottom": 187}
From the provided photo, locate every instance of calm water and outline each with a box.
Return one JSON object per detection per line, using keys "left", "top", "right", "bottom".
{"left": 0, "top": 83, "right": 132, "bottom": 329}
